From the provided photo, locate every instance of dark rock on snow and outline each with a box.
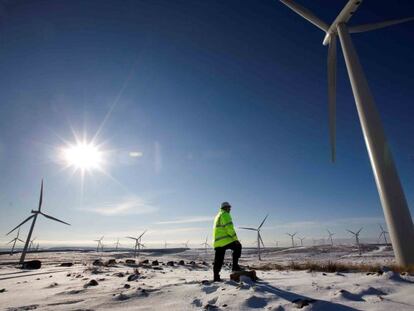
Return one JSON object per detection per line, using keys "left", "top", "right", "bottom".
{"left": 22, "top": 260, "right": 41, "bottom": 270}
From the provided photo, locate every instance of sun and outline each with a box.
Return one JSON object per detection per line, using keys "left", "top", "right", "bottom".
{"left": 61, "top": 141, "right": 104, "bottom": 172}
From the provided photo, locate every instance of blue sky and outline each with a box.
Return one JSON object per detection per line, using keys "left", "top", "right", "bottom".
{"left": 0, "top": 0, "right": 413, "bottom": 248}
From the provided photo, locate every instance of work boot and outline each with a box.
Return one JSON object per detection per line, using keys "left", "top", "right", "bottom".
{"left": 232, "top": 264, "right": 244, "bottom": 272}
{"left": 213, "top": 274, "right": 222, "bottom": 282}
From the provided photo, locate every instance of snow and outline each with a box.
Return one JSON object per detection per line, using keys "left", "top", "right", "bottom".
{"left": 0, "top": 245, "right": 413, "bottom": 310}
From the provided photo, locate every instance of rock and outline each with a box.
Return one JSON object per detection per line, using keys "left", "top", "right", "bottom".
{"left": 126, "top": 259, "right": 136, "bottom": 264}
{"left": 152, "top": 267, "right": 163, "bottom": 270}
{"left": 152, "top": 260, "right": 159, "bottom": 266}
{"left": 66, "top": 273, "right": 71, "bottom": 277}
{"left": 114, "top": 272, "right": 125, "bottom": 277}
{"left": 204, "top": 303, "right": 218, "bottom": 310}
{"left": 140, "top": 259, "right": 149, "bottom": 264}
{"left": 84, "top": 279, "right": 99, "bottom": 287}
{"left": 22, "top": 260, "right": 41, "bottom": 270}
{"left": 230, "top": 270, "right": 257, "bottom": 282}
{"left": 0, "top": 289, "right": 6, "bottom": 293}
{"left": 127, "top": 274, "right": 140, "bottom": 282}
{"left": 189, "top": 261, "right": 196, "bottom": 266}
{"left": 167, "top": 261, "right": 174, "bottom": 266}
{"left": 106, "top": 259, "right": 117, "bottom": 266}
{"left": 92, "top": 259, "right": 103, "bottom": 266}
{"left": 124, "top": 284, "right": 131, "bottom": 289}
{"left": 60, "top": 262, "right": 73, "bottom": 267}
{"left": 201, "top": 261, "right": 208, "bottom": 266}
{"left": 292, "top": 298, "right": 316, "bottom": 308}
{"left": 178, "top": 260, "right": 185, "bottom": 265}
{"left": 201, "top": 280, "right": 211, "bottom": 285}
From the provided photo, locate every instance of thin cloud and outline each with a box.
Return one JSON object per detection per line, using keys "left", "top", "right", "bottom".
{"left": 155, "top": 216, "right": 213, "bottom": 225}
{"left": 79, "top": 197, "right": 158, "bottom": 216}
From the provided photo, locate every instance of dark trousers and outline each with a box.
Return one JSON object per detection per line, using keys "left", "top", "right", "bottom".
{"left": 213, "top": 241, "right": 242, "bottom": 276}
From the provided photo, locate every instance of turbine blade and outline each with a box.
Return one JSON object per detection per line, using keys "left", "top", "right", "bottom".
{"left": 40, "top": 212, "right": 70, "bottom": 225}
{"left": 7, "top": 238, "right": 16, "bottom": 244}
{"left": 328, "top": 35, "right": 337, "bottom": 163}
{"left": 347, "top": 229, "right": 355, "bottom": 235}
{"left": 126, "top": 236, "right": 137, "bottom": 240}
{"left": 258, "top": 214, "right": 269, "bottom": 229}
{"left": 239, "top": 227, "right": 257, "bottom": 231}
{"left": 138, "top": 230, "right": 147, "bottom": 239}
{"left": 349, "top": 17, "right": 414, "bottom": 34}
{"left": 18, "top": 239, "right": 25, "bottom": 243}
{"left": 279, "top": 0, "right": 329, "bottom": 32}
{"left": 357, "top": 228, "right": 363, "bottom": 234}
{"left": 259, "top": 233, "right": 265, "bottom": 248}
{"left": 6, "top": 215, "right": 35, "bottom": 235}
{"left": 38, "top": 179, "right": 43, "bottom": 212}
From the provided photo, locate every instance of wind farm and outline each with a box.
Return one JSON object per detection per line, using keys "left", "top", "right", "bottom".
{"left": 1, "top": 0, "right": 414, "bottom": 310}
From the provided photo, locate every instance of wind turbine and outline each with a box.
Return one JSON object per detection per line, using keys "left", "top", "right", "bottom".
{"left": 164, "top": 240, "right": 168, "bottom": 249}
{"left": 239, "top": 214, "right": 268, "bottom": 260}
{"left": 275, "top": 240, "right": 279, "bottom": 248}
{"left": 35, "top": 243, "right": 40, "bottom": 252}
{"left": 378, "top": 224, "right": 389, "bottom": 244}
{"left": 298, "top": 236, "right": 305, "bottom": 247}
{"left": 279, "top": 0, "right": 414, "bottom": 266}
{"left": 347, "top": 228, "right": 363, "bottom": 255}
{"left": 286, "top": 232, "right": 297, "bottom": 248}
{"left": 182, "top": 240, "right": 190, "bottom": 249}
{"left": 94, "top": 236, "right": 104, "bottom": 252}
{"left": 201, "top": 236, "right": 210, "bottom": 253}
{"left": 115, "top": 238, "right": 121, "bottom": 251}
{"left": 28, "top": 237, "right": 37, "bottom": 251}
{"left": 327, "top": 230, "right": 335, "bottom": 247}
{"left": 6, "top": 180, "right": 70, "bottom": 265}
{"left": 126, "top": 230, "right": 146, "bottom": 258}
{"left": 7, "top": 228, "right": 25, "bottom": 256}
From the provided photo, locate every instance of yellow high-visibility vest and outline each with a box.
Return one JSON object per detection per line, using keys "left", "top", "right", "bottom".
{"left": 213, "top": 209, "right": 238, "bottom": 248}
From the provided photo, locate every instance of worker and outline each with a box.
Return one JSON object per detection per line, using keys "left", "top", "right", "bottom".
{"left": 212, "top": 201, "right": 242, "bottom": 282}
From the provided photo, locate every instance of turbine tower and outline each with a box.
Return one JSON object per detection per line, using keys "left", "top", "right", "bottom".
{"left": 347, "top": 228, "right": 363, "bottom": 255}
{"left": 286, "top": 232, "right": 297, "bottom": 248}
{"left": 279, "top": 0, "right": 414, "bottom": 266}
{"left": 164, "top": 240, "right": 168, "bottom": 249}
{"left": 378, "top": 224, "right": 389, "bottom": 244}
{"left": 6, "top": 180, "right": 71, "bottom": 265}
{"left": 298, "top": 236, "right": 305, "bottom": 247}
{"left": 327, "top": 230, "right": 335, "bottom": 247}
{"left": 239, "top": 214, "right": 268, "bottom": 260}
{"left": 126, "top": 230, "right": 146, "bottom": 258}
{"left": 7, "top": 228, "right": 24, "bottom": 256}
{"left": 115, "top": 238, "right": 121, "bottom": 251}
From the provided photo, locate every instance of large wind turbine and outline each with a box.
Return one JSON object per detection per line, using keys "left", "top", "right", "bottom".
{"left": 7, "top": 228, "right": 24, "bottom": 256}
{"left": 347, "top": 228, "right": 363, "bottom": 255}
{"left": 286, "top": 232, "right": 297, "bottom": 248}
{"left": 279, "top": 0, "right": 414, "bottom": 266}
{"left": 6, "top": 180, "right": 70, "bottom": 265}
{"left": 239, "top": 214, "right": 268, "bottom": 260}
{"left": 298, "top": 236, "right": 305, "bottom": 247}
{"left": 126, "top": 230, "right": 146, "bottom": 258}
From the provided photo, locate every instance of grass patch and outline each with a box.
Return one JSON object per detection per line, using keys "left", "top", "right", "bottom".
{"left": 250, "top": 261, "right": 414, "bottom": 275}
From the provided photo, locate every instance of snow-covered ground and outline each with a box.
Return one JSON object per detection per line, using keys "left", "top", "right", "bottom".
{"left": 0, "top": 245, "right": 413, "bottom": 310}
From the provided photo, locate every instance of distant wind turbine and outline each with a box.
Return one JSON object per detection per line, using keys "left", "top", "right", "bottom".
{"left": 279, "top": 0, "right": 414, "bottom": 266}
{"left": 164, "top": 240, "right": 168, "bottom": 249}
{"left": 378, "top": 224, "right": 389, "bottom": 244}
{"left": 182, "top": 240, "right": 190, "bottom": 249}
{"left": 7, "top": 228, "right": 25, "bottom": 256}
{"left": 327, "top": 230, "right": 335, "bottom": 247}
{"left": 126, "top": 230, "right": 147, "bottom": 258}
{"left": 240, "top": 214, "right": 268, "bottom": 260}
{"left": 201, "top": 236, "right": 210, "bottom": 253}
{"left": 286, "top": 232, "right": 297, "bottom": 248}
{"left": 6, "top": 180, "right": 70, "bottom": 265}
{"left": 94, "top": 236, "right": 104, "bottom": 252}
{"left": 347, "top": 228, "right": 363, "bottom": 255}
{"left": 28, "top": 237, "right": 37, "bottom": 251}
{"left": 115, "top": 238, "right": 121, "bottom": 251}
{"left": 298, "top": 236, "right": 305, "bottom": 247}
